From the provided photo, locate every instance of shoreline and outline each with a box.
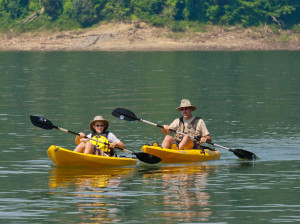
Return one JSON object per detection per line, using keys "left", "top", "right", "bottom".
{"left": 1, "top": 22, "right": 299, "bottom": 51}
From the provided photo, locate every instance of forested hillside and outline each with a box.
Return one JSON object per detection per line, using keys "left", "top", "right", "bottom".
{"left": 0, "top": 0, "right": 299, "bottom": 32}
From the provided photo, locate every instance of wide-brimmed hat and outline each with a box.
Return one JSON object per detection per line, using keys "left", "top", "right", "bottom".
{"left": 89, "top": 115, "right": 109, "bottom": 132}
{"left": 176, "top": 99, "right": 197, "bottom": 111}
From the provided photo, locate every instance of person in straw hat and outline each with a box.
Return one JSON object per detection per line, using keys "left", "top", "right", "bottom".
{"left": 74, "top": 115, "right": 125, "bottom": 156}
{"left": 161, "top": 99, "right": 212, "bottom": 150}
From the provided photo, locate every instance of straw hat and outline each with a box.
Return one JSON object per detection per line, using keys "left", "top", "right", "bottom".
{"left": 176, "top": 99, "right": 197, "bottom": 111}
{"left": 89, "top": 115, "right": 109, "bottom": 132}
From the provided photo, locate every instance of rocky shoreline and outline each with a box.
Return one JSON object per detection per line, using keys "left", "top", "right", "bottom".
{"left": 1, "top": 22, "right": 299, "bottom": 51}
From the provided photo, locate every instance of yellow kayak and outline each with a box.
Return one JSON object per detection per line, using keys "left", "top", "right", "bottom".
{"left": 141, "top": 145, "right": 221, "bottom": 163}
{"left": 47, "top": 145, "right": 137, "bottom": 167}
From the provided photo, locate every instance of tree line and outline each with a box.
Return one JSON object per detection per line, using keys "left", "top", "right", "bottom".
{"left": 0, "top": 0, "right": 299, "bottom": 31}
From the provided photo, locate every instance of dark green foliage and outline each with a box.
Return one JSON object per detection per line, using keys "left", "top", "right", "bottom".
{"left": 4, "top": 0, "right": 29, "bottom": 19}
{"left": 41, "top": 0, "right": 63, "bottom": 19}
{"left": 0, "top": 0, "right": 299, "bottom": 30}
{"left": 101, "top": 0, "right": 131, "bottom": 21}
{"left": 73, "top": 0, "right": 102, "bottom": 27}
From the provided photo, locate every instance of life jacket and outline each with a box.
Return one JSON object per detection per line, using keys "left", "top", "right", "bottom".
{"left": 89, "top": 131, "right": 111, "bottom": 154}
{"left": 174, "top": 116, "right": 202, "bottom": 146}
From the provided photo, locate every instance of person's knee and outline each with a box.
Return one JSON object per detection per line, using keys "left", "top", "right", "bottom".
{"left": 164, "top": 135, "right": 173, "bottom": 142}
{"left": 74, "top": 142, "right": 85, "bottom": 152}
{"left": 162, "top": 135, "right": 175, "bottom": 148}
{"left": 179, "top": 136, "right": 193, "bottom": 150}
{"left": 182, "top": 135, "right": 190, "bottom": 141}
{"left": 84, "top": 142, "right": 94, "bottom": 154}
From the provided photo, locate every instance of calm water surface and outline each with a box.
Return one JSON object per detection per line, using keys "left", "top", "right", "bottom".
{"left": 0, "top": 51, "right": 299, "bottom": 223}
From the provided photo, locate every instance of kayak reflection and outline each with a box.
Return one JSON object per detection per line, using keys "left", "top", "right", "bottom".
{"left": 48, "top": 167, "right": 136, "bottom": 189}
{"left": 48, "top": 164, "right": 220, "bottom": 223}
{"left": 48, "top": 167, "right": 138, "bottom": 223}
{"left": 141, "top": 164, "right": 220, "bottom": 223}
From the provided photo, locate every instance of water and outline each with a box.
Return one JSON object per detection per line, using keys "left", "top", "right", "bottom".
{"left": 0, "top": 51, "right": 299, "bottom": 223}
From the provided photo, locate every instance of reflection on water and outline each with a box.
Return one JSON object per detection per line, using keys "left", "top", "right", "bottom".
{"left": 48, "top": 167, "right": 137, "bottom": 223}
{"left": 49, "top": 167, "right": 136, "bottom": 189}
{"left": 148, "top": 165, "right": 215, "bottom": 223}
{"left": 48, "top": 164, "right": 220, "bottom": 223}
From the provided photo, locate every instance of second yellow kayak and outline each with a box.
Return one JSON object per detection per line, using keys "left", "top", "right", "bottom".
{"left": 141, "top": 145, "right": 221, "bottom": 163}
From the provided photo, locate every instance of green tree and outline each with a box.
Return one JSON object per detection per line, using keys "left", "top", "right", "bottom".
{"left": 219, "top": 0, "right": 299, "bottom": 26}
{"left": 3, "top": 0, "right": 29, "bottom": 19}
{"left": 0, "top": 0, "right": 299, "bottom": 30}
{"left": 73, "top": 0, "right": 101, "bottom": 27}
{"left": 63, "top": 0, "right": 75, "bottom": 18}
{"left": 131, "top": 0, "right": 163, "bottom": 17}
{"left": 258, "top": 0, "right": 298, "bottom": 27}
{"left": 101, "top": 0, "right": 131, "bottom": 20}
{"left": 130, "top": 0, "right": 164, "bottom": 25}
{"left": 163, "top": 0, "right": 181, "bottom": 22}
{"left": 184, "top": 0, "right": 204, "bottom": 21}
{"left": 28, "top": 0, "right": 42, "bottom": 12}
{"left": 0, "top": 0, "right": 8, "bottom": 17}
{"left": 41, "top": 0, "right": 63, "bottom": 19}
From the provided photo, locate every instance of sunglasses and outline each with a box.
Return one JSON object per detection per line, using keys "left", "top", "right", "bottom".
{"left": 181, "top": 107, "right": 190, "bottom": 111}
{"left": 95, "top": 124, "right": 105, "bottom": 127}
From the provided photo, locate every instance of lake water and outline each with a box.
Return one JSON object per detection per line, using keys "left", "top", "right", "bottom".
{"left": 0, "top": 51, "right": 299, "bottom": 223}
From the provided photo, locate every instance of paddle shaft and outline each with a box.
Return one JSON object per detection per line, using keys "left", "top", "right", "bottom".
{"left": 112, "top": 108, "right": 257, "bottom": 160}
{"left": 137, "top": 116, "right": 256, "bottom": 158}
{"left": 55, "top": 124, "right": 141, "bottom": 155}
{"left": 133, "top": 117, "right": 202, "bottom": 141}
{"left": 132, "top": 116, "right": 235, "bottom": 152}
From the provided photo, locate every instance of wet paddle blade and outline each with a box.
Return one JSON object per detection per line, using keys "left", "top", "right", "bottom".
{"left": 112, "top": 108, "right": 139, "bottom": 121}
{"left": 231, "top": 149, "right": 257, "bottom": 160}
{"left": 133, "top": 152, "right": 161, "bottom": 164}
{"left": 30, "top": 115, "right": 54, "bottom": 130}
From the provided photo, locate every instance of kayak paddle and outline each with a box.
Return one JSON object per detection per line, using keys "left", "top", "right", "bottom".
{"left": 30, "top": 115, "right": 161, "bottom": 164}
{"left": 112, "top": 108, "right": 257, "bottom": 160}
{"left": 205, "top": 142, "right": 257, "bottom": 160}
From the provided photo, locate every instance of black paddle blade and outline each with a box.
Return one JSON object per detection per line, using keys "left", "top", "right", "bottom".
{"left": 133, "top": 152, "right": 161, "bottom": 164}
{"left": 112, "top": 108, "right": 139, "bottom": 121}
{"left": 30, "top": 115, "right": 54, "bottom": 130}
{"left": 231, "top": 149, "right": 257, "bottom": 160}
